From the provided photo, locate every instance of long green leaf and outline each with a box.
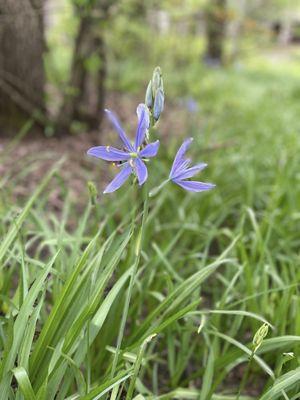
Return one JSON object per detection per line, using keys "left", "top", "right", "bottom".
{"left": 80, "top": 370, "right": 133, "bottom": 400}
{"left": 199, "top": 347, "right": 214, "bottom": 400}
{"left": 29, "top": 232, "right": 101, "bottom": 382}
{"left": 0, "top": 159, "right": 64, "bottom": 270}
{"left": 208, "top": 330, "right": 274, "bottom": 378}
{"left": 260, "top": 367, "right": 300, "bottom": 400}
{"left": 130, "top": 235, "right": 239, "bottom": 344}
{"left": 13, "top": 367, "right": 36, "bottom": 400}
{"left": 0, "top": 251, "right": 59, "bottom": 393}
{"left": 57, "top": 267, "right": 133, "bottom": 398}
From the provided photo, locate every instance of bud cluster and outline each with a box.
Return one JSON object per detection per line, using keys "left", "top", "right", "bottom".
{"left": 145, "top": 66, "right": 165, "bottom": 122}
{"left": 252, "top": 323, "right": 269, "bottom": 353}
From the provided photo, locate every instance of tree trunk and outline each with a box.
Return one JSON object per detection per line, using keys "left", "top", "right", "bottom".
{"left": 57, "top": 2, "right": 112, "bottom": 134}
{"left": 204, "top": 0, "right": 227, "bottom": 66}
{"left": 0, "top": 0, "right": 45, "bottom": 131}
{"left": 229, "top": 0, "right": 246, "bottom": 63}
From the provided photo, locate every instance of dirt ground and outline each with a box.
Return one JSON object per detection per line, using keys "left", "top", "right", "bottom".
{"left": 0, "top": 93, "right": 192, "bottom": 209}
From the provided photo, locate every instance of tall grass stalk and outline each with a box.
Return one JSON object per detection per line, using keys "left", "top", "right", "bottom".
{"left": 111, "top": 187, "right": 149, "bottom": 382}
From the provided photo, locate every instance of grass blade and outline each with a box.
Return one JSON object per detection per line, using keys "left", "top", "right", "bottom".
{"left": 0, "top": 159, "right": 64, "bottom": 270}
{"left": 13, "top": 367, "right": 36, "bottom": 400}
{"left": 260, "top": 367, "right": 300, "bottom": 400}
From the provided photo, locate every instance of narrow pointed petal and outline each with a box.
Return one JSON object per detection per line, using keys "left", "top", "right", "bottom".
{"left": 135, "top": 104, "right": 150, "bottom": 149}
{"left": 87, "top": 146, "right": 130, "bottom": 161}
{"left": 105, "top": 109, "right": 134, "bottom": 151}
{"left": 173, "top": 179, "right": 215, "bottom": 192}
{"left": 103, "top": 163, "right": 132, "bottom": 194}
{"left": 171, "top": 158, "right": 191, "bottom": 178}
{"left": 139, "top": 140, "right": 160, "bottom": 158}
{"left": 170, "top": 138, "right": 193, "bottom": 178}
{"left": 134, "top": 158, "right": 148, "bottom": 186}
{"left": 173, "top": 163, "right": 207, "bottom": 180}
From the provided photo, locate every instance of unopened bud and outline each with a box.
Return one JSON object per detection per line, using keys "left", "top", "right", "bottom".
{"left": 253, "top": 323, "right": 269, "bottom": 353}
{"left": 152, "top": 66, "right": 162, "bottom": 92}
{"left": 87, "top": 181, "right": 98, "bottom": 205}
{"left": 153, "top": 88, "right": 164, "bottom": 121}
{"left": 145, "top": 80, "right": 153, "bottom": 108}
{"left": 144, "top": 66, "right": 164, "bottom": 125}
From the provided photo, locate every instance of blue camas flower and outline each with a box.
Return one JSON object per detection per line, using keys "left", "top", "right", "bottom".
{"left": 186, "top": 98, "right": 199, "bottom": 114}
{"left": 87, "top": 104, "right": 159, "bottom": 193}
{"left": 169, "top": 138, "right": 215, "bottom": 192}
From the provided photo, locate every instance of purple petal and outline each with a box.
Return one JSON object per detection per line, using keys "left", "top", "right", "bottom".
{"left": 105, "top": 109, "right": 134, "bottom": 151}
{"left": 173, "top": 163, "right": 207, "bottom": 180}
{"left": 103, "top": 163, "right": 132, "bottom": 194}
{"left": 139, "top": 140, "right": 160, "bottom": 158}
{"left": 134, "top": 158, "right": 148, "bottom": 186}
{"left": 169, "top": 138, "right": 193, "bottom": 178}
{"left": 87, "top": 146, "right": 130, "bottom": 162}
{"left": 173, "top": 179, "right": 215, "bottom": 192}
{"left": 135, "top": 104, "right": 150, "bottom": 150}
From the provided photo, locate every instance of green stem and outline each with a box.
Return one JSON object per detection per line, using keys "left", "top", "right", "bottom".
{"left": 236, "top": 351, "right": 254, "bottom": 400}
{"left": 110, "top": 188, "right": 149, "bottom": 381}
{"left": 149, "top": 179, "right": 169, "bottom": 197}
{"left": 125, "top": 334, "right": 156, "bottom": 400}
{"left": 86, "top": 320, "right": 91, "bottom": 393}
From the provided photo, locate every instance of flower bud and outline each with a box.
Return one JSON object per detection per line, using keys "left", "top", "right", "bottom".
{"left": 87, "top": 181, "right": 98, "bottom": 205}
{"left": 152, "top": 66, "right": 162, "bottom": 92}
{"left": 145, "top": 80, "right": 153, "bottom": 108}
{"left": 145, "top": 66, "right": 164, "bottom": 124}
{"left": 153, "top": 88, "right": 164, "bottom": 121}
{"left": 253, "top": 323, "right": 269, "bottom": 353}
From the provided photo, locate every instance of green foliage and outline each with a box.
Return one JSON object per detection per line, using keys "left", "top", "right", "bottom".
{"left": 44, "top": 0, "right": 300, "bottom": 104}
{"left": 2, "top": 22, "right": 300, "bottom": 399}
{"left": 45, "top": 0, "right": 77, "bottom": 87}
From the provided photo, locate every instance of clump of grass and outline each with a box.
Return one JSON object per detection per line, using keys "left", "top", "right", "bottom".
{"left": 1, "top": 58, "right": 300, "bottom": 399}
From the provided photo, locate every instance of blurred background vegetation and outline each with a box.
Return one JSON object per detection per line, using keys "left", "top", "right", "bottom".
{"left": 1, "top": 0, "right": 300, "bottom": 133}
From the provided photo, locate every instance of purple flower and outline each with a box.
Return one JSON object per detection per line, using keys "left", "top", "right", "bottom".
{"left": 186, "top": 98, "right": 199, "bottom": 114}
{"left": 87, "top": 104, "right": 159, "bottom": 194}
{"left": 169, "top": 138, "right": 215, "bottom": 192}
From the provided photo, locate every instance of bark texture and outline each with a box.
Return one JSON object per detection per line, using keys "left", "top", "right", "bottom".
{"left": 204, "top": 0, "right": 227, "bottom": 66}
{"left": 57, "top": 1, "right": 116, "bottom": 133}
{"left": 0, "top": 0, "right": 45, "bottom": 130}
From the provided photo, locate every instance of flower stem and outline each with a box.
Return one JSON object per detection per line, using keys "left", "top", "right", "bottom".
{"left": 149, "top": 179, "right": 169, "bottom": 197}
{"left": 110, "top": 187, "right": 149, "bottom": 382}
{"left": 236, "top": 351, "right": 254, "bottom": 400}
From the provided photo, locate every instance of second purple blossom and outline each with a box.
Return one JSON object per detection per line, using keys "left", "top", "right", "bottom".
{"left": 169, "top": 138, "right": 215, "bottom": 192}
